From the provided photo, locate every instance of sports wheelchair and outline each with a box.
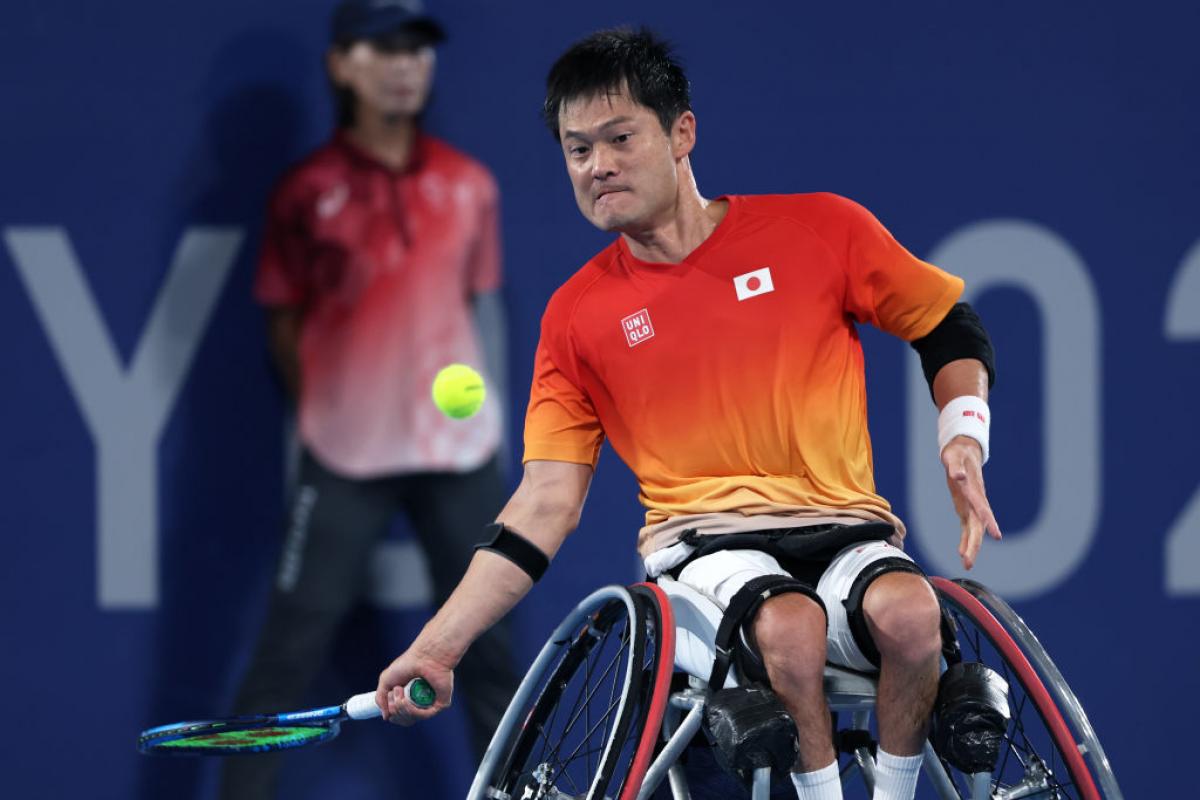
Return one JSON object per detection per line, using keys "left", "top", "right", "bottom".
{"left": 467, "top": 576, "right": 1122, "bottom": 799}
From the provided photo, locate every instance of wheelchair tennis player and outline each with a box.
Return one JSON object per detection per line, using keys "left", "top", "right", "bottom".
{"left": 376, "top": 28, "right": 1000, "bottom": 800}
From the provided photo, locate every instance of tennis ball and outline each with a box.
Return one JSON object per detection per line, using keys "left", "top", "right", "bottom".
{"left": 431, "top": 364, "right": 486, "bottom": 419}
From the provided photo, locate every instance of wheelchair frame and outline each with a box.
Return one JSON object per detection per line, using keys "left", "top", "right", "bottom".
{"left": 468, "top": 577, "right": 1122, "bottom": 800}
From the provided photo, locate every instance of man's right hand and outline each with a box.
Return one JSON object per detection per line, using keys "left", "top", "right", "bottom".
{"left": 375, "top": 647, "right": 456, "bottom": 725}
{"left": 372, "top": 460, "right": 593, "bottom": 726}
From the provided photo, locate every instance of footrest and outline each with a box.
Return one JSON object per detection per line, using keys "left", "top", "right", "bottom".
{"left": 833, "top": 727, "right": 877, "bottom": 757}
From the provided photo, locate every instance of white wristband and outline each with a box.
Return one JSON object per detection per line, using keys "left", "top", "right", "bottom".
{"left": 938, "top": 396, "right": 990, "bottom": 463}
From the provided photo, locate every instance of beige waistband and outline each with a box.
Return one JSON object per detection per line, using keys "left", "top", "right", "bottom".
{"left": 639, "top": 506, "right": 905, "bottom": 559}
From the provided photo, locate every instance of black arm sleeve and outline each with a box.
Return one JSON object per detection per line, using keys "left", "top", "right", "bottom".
{"left": 910, "top": 302, "right": 996, "bottom": 399}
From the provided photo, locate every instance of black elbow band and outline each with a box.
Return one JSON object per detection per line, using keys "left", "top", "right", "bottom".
{"left": 910, "top": 302, "right": 996, "bottom": 397}
{"left": 475, "top": 522, "right": 550, "bottom": 582}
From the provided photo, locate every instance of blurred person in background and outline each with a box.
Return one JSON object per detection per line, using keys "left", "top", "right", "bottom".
{"left": 220, "top": 1, "right": 517, "bottom": 796}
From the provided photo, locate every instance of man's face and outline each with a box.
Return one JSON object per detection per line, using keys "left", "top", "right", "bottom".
{"left": 558, "top": 90, "right": 691, "bottom": 233}
{"left": 328, "top": 35, "right": 436, "bottom": 121}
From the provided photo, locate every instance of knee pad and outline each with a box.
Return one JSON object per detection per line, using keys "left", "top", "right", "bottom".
{"left": 843, "top": 557, "right": 927, "bottom": 668}
{"left": 704, "top": 683, "right": 799, "bottom": 783}
{"left": 932, "top": 661, "right": 1011, "bottom": 774}
{"left": 724, "top": 575, "right": 820, "bottom": 690}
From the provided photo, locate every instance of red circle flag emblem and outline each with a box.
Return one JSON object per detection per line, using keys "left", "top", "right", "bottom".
{"left": 733, "top": 267, "right": 775, "bottom": 301}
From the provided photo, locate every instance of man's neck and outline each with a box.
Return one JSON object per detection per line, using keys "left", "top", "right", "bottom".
{"left": 346, "top": 111, "right": 418, "bottom": 170}
{"left": 621, "top": 192, "right": 728, "bottom": 265}
{"left": 621, "top": 168, "right": 728, "bottom": 264}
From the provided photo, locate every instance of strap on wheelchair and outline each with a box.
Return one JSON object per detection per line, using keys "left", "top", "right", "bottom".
{"left": 707, "top": 575, "right": 824, "bottom": 690}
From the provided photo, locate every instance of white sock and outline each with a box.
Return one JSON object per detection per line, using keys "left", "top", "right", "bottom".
{"left": 791, "top": 759, "right": 843, "bottom": 800}
{"left": 872, "top": 749, "right": 923, "bottom": 800}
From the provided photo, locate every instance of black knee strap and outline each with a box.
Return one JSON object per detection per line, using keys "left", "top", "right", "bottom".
{"left": 843, "top": 557, "right": 927, "bottom": 668}
{"left": 708, "top": 575, "right": 825, "bottom": 690}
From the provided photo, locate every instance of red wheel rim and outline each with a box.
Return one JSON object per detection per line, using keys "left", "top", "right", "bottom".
{"left": 931, "top": 577, "right": 1100, "bottom": 800}
{"left": 619, "top": 582, "right": 676, "bottom": 800}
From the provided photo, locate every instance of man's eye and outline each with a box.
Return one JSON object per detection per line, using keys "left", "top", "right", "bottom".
{"left": 613, "top": 133, "right": 631, "bottom": 144}
{"left": 569, "top": 146, "right": 590, "bottom": 157}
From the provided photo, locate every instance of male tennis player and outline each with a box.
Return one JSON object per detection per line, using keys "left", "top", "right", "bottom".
{"left": 377, "top": 28, "right": 1000, "bottom": 800}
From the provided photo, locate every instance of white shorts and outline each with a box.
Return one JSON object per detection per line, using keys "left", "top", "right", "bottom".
{"left": 675, "top": 540, "right": 916, "bottom": 673}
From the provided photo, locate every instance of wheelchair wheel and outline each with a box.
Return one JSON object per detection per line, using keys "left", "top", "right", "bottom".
{"left": 470, "top": 584, "right": 674, "bottom": 800}
{"left": 932, "top": 577, "right": 1122, "bottom": 799}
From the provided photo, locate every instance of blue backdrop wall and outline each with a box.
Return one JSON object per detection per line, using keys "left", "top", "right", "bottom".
{"left": 1, "top": 1, "right": 1197, "bottom": 797}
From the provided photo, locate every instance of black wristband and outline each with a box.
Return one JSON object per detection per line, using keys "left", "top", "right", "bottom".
{"left": 474, "top": 522, "right": 550, "bottom": 582}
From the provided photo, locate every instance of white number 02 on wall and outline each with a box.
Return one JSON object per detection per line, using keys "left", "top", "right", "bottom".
{"left": 1164, "top": 240, "right": 1200, "bottom": 595}
{"left": 907, "top": 220, "right": 1200, "bottom": 600}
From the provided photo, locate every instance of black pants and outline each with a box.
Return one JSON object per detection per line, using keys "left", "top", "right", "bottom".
{"left": 219, "top": 451, "right": 519, "bottom": 800}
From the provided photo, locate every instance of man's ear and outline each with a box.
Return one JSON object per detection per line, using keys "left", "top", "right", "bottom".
{"left": 327, "top": 47, "right": 349, "bottom": 87}
{"left": 672, "top": 111, "right": 697, "bottom": 159}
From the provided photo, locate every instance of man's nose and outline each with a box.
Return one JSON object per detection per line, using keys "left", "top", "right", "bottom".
{"left": 591, "top": 145, "right": 617, "bottom": 180}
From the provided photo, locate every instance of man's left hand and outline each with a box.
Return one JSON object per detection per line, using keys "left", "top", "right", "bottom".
{"left": 942, "top": 436, "right": 1002, "bottom": 569}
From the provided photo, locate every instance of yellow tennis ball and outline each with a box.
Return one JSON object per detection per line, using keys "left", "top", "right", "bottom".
{"left": 431, "top": 364, "right": 486, "bottom": 419}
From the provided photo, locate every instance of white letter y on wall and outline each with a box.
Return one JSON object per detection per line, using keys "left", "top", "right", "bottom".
{"left": 5, "top": 227, "right": 242, "bottom": 609}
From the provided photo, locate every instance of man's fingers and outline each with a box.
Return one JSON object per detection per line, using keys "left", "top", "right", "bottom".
{"left": 943, "top": 439, "right": 1001, "bottom": 570}
{"left": 983, "top": 508, "right": 1003, "bottom": 540}
{"left": 963, "top": 481, "right": 1001, "bottom": 538}
{"left": 959, "top": 514, "right": 984, "bottom": 570}
{"left": 951, "top": 462, "right": 1003, "bottom": 541}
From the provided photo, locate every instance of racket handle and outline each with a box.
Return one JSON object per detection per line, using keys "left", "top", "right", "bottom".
{"left": 405, "top": 677, "right": 437, "bottom": 709}
{"left": 345, "top": 692, "right": 382, "bottom": 720}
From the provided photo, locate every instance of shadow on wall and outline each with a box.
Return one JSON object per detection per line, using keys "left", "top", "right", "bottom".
{"left": 137, "top": 26, "right": 314, "bottom": 800}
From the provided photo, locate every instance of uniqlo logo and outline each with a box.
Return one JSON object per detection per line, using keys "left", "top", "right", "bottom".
{"left": 621, "top": 308, "right": 655, "bottom": 347}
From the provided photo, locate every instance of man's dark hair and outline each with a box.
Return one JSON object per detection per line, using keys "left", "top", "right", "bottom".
{"left": 542, "top": 27, "right": 691, "bottom": 140}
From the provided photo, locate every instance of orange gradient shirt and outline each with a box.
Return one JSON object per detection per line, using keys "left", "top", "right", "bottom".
{"left": 523, "top": 193, "right": 963, "bottom": 555}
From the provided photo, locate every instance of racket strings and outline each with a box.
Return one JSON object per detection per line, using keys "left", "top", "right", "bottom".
{"left": 144, "top": 723, "right": 334, "bottom": 753}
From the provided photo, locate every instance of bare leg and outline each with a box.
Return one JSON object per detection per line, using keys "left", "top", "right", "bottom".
{"left": 753, "top": 593, "right": 835, "bottom": 772}
{"left": 863, "top": 572, "right": 942, "bottom": 755}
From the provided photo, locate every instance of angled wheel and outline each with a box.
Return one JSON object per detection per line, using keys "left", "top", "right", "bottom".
{"left": 931, "top": 577, "right": 1123, "bottom": 799}
{"left": 469, "top": 584, "right": 674, "bottom": 800}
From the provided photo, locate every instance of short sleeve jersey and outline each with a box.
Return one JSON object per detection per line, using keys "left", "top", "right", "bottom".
{"left": 522, "top": 193, "right": 963, "bottom": 556}
{"left": 256, "top": 132, "right": 502, "bottom": 477}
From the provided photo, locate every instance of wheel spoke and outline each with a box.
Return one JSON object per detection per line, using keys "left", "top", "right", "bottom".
{"left": 559, "top": 694, "right": 627, "bottom": 769}
{"left": 544, "top": 625, "right": 628, "bottom": 765}
{"left": 526, "top": 607, "right": 641, "bottom": 795}
{"left": 938, "top": 589, "right": 1095, "bottom": 800}
{"left": 481, "top": 588, "right": 666, "bottom": 800}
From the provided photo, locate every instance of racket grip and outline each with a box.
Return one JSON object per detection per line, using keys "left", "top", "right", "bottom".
{"left": 345, "top": 692, "right": 382, "bottom": 720}
{"left": 405, "top": 677, "right": 437, "bottom": 709}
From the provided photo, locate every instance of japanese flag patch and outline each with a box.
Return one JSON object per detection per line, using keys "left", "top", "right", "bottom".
{"left": 733, "top": 267, "right": 775, "bottom": 301}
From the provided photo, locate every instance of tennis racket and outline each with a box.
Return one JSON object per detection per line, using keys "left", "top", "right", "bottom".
{"left": 138, "top": 678, "right": 436, "bottom": 755}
